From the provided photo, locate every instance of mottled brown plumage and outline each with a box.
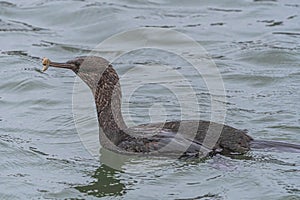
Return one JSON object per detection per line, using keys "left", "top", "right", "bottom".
{"left": 42, "top": 56, "right": 300, "bottom": 158}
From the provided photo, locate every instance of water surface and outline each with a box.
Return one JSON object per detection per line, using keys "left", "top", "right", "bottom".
{"left": 0, "top": 0, "right": 299, "bottom": 199}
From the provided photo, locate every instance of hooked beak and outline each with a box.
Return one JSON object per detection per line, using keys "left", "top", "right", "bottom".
{"left": 42, "top": 57, "right": 76, "bottom": 72}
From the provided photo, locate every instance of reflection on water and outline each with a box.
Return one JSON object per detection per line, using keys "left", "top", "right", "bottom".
{"left": 75, "top": 164, "right": 126, "bottom": 198}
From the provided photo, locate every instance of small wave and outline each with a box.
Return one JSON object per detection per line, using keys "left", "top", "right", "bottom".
{"left": 0, "top": 19, "right": 48, "bottom": 32}
{"left": 0, "top": 1, "right": 15, "bottom": 7}
{"left": 208, "top": 7, "right": 242, "bottom": 12}
{"left": 273, "top": 32, "right": 300, "bottom": 36}
{"left": 184, "top": 23, "right": 201, "bottom": 28}
{"left": 0, "top": 78, "right": 52, "bottom": 92}
{"left": 144, "top": 25, "right": 176, "bottom": 28}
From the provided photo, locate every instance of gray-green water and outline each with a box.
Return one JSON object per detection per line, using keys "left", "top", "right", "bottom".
{"left": 0, "top": 0, "right": 300, "bottom": 199}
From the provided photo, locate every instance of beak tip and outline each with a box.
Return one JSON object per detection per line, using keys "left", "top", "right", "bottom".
{"left": 42, "top": 57, "right": 50, "bottom": 72}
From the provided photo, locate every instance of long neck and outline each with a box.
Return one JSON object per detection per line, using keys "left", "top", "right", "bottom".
{"left": 94, "top": 65, "right": 128, "bottom": 144}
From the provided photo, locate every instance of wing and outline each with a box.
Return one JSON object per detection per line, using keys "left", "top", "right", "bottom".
{"left": 118, "top": 120, "right": 252, "bottom": 157}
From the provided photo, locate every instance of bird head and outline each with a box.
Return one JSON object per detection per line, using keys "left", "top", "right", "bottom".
{"left": 42, "top": 56, "right": 112, "bottom": 93}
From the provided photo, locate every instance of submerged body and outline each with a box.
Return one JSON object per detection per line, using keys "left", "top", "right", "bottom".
{"left": 118, "top": 120, "right": 253, "bottom": 157}
{"left": 41, "top": 56, "right": 300, "bottom": 158}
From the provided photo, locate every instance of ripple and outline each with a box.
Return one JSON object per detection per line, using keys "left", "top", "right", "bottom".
{"left": 257, "top": 20, "right": 283, "bottom": 27}
{"left": 254, "top": 0, "right": 277, "bottom": 2}
{"left": 0, "top": 134, "right": 29, "bottom": 145}
{"left": 273, "top": 32, "right": 300, "bottom": 36}
{"left": 208, "top": 7, "right": 242, "bottom": 12}
{"left": 285, "top": 4, "right": 300, "bottom": 7}
{"left": 0, "top": 78, "right": 52, "bottom": 92}
{"left": 1, "top": 98, "right": 61, "bottom": 108}
{"left": 0, "top": 19, "right": 47, "bottom": 32}
{"left": 1, "top": 50, "right": 41, "bottom": 61}
{"left": 29, "top": 146, "right": 49, "bottom": 156}
{"left": 224, "top": 74, "right": 280, "bottom": 87}
{"left": 39, "top": 40, "right": 92, "bottom": 54}
{"left": 210, "top": 22, "right": 225, "bottom": 26}
{"left": 174, "top": 193, "right": 221, "bottom": 200}
{"left": 183, "top": 23, "right": 201, "bottom": 28}
{"left": 267, "top": 125, "right": 300, "bottom": 131}
{"left": 144, "top": 25, "right": 176, "bottom": 28}
{"left": 287, "top": 15, "right": 297, "bottom": 20}
{"left": 0, "top": 1, "right": 16, "bottom": 7}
